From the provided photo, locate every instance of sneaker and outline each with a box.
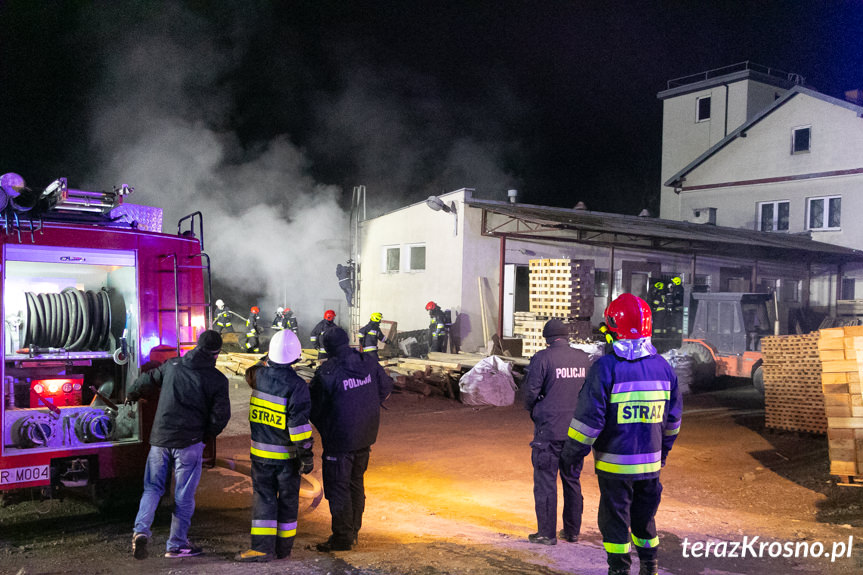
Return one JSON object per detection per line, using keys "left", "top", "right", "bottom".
{"left": 557, "top": 529, "right": 579, "bottom": 543}
{"left": 132, "top": 533, "right": 148, "bottom": 560}
{"left": 165, "top": 542, "right": 203, "bottom": 558}
{"left": 235, "top": 549, "right": 273, "bottom": 562}
{"left": 528, "top": 532, "right": 557, "bottom": 546}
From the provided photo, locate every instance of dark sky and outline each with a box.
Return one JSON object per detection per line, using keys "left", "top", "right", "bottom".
{"left": 2, "top": 1, "right": 862, "bottom": 217}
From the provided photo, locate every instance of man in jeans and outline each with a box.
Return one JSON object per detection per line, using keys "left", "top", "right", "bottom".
{"left": 126, "top": 330, "right": 231, "bottom": 559}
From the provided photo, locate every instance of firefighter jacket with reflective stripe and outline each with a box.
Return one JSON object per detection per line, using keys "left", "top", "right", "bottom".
{"left": 272, "top": 313, "right": 287, "bottom": 330}
{"left": 310, "top": 319, "right": 335, "bottom": 350}
{"left": 358, "top": 321, "right": 387, "bottom": 353}
{"left": 249, "top": 363, "right": 313, "bottom": 464}
{"left": 215, "top": 307, "right": 232, "bottom": 327}
{"left": 524, "top": 338, "right": 594, "bottom": 442}
{"left": 566, "top": 351, "right": 682, "bottom": 480}
{"left": 428, "top": 308, "right": 447, "bottom": 340}
{"left": 309, "top": 347, "right": 394, "bottom": 453}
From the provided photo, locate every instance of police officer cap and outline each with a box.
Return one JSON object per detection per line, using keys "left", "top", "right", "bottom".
{"left": 323, "top": 326, "right": 350, "bottom": 353}
{"left": 197, "top": 329, "right": 223, "bottom": 353}
{"left": 542, "top": 319, "right": 569, "bottom": 338}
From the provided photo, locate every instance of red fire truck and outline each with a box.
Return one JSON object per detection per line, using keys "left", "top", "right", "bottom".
{"left": 0, "top": 173, "right": 211, "bottom": 504}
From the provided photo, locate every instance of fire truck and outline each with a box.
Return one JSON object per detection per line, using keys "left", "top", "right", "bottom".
{"left": 0, "top": 173, "right": 211, "bottom": 504}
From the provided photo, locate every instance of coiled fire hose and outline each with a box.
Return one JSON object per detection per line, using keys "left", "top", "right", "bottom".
{"left": 22, "top": 288, "right": 112, "bottom": 351}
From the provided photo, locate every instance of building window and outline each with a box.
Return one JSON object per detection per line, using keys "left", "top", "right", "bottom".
{"left": 408, "top": 244, "right": 426, "bottom": 271}
{"left": 383, "top": 246, "right": 400, "bottom": 272}
{"left": 757, "top": 201, "right": 789, "bottom": 232}
{"left": 696, "top": 96, "right": 711, "bottom": 122}
{"left": 842, "top": 278, "right": 856, "bottom": 300}
{"left": 807, "top": 196, "right": 841, "bottom": 230}
{"left": 594, "top": 269, "right": 610, "bottom": 297}
{"left": 792, "top": 126, "right": 811, "bottom": 153}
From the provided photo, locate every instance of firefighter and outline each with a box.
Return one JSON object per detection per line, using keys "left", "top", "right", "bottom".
{"left": 236, "top": 329, "right": 314, "bottom": 563}
{"left": 245, "top": 306, "right": 262, "bottom": 353}
{"left": 562, "top": 293, "right": 682, "bottom": 575}
{"left": 336, "top": 260, "right": 355, "bottom": 307}
{"left": 426, "top": 301, "right": 448, "bottom": 353}
{"left": 664, "top": 277, "right": 685, "bottom": 336}
{"left": 309, "top": 327, "right": 394, "bottom": 552}
{"left": 523, "top": 318, "right": 593, "bottom": 546}
{"left": 284, "top": 307, "right": 299, "bottom": 335}
{"left": 310, "top": 310, "right": 336, "bottom": 361}
{"left": 213, "top": 299, "right": 233, "bottom": 333}
{"left": 271, "top": 307, "right": 288, "bottom": 331}
{"left": 358, "top": 312, "right": 387, "bottom": 361}
{"left": 647, "top": 280, "right": 667, "bottom": 336}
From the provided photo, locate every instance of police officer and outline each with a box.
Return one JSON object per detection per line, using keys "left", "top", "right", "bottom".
{"left": 236, "top": 329, "right": 314, "bottom": 562}
{"left": 309, "top": 327, "right": 393, "bottom": 552}
{"left": 213, "top": 299, "right": 233, "bottom": 333}
{"left": 310, "top": 310, "right": 336, "bottom": 361}
{"left": 245, "top": 306, "right": 262, "bottom": 353}
{"left": 562, "top": 294, "right": 682, "bottom": 575}
{"left": 523, "top": 319, "right": 593, "bottom": 545}
{"left": 358, "top": 312, "right": 387, "bottom": 361}
{"left": 425, "top": 301, "right": 448, "bottom": 353}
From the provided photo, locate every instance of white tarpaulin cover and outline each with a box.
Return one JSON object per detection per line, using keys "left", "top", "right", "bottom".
{"left": 458, "top": 355, "right": 517, "bottom": 406}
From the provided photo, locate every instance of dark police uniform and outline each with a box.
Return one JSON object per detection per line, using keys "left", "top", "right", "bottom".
{"left": 358, "top": 320, "right": 387, "bottom": 360}
{"left": 564, "top": 346, "right": 682, "bottom": 574}
{"left": 246, "top": 361, "right": 313, "bottom": 559}
{"left": 309, "top": 332, "right": 393, "bottom": 550}
{"left": 524, "top": 338, "right": 593, "bottom": 542}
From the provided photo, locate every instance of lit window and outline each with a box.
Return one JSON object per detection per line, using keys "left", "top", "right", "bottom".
{"left": 807, "top": 196, "right": 840, "bottom": 230}
{"left": 757, "top": 201, "right": 789, "bottom": 232}
{"left": 409, "top": 245, "right": 426, "bottom": 271}
{"left": 384, "top": 246, "right": 400, "bottom": 272}
{"left": 792, "top": 126, "right": 811, "bottom": 153}
{"left": 696, "top": 96, "right": 711, "bottom": 122}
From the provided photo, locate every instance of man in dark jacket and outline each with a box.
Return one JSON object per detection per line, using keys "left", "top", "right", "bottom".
{"left": 237, "top": 329, "right": 314, "bottom": 562}
{"left": 523, "top": 319, "right": 593, "bottom": 546}
{"left": 357, "top": 312, "right": 387, "bottom": 361}
{"left": 562, "top": 294, "right": 682, "bottom": 575}
{"left": 127, "top": 330, "right": 231, "bottom": 560}
{"left": 309, "top": 327, "right": 393, "bottom": 552}
{"left": 310, "top": 310, "right": 336, "bottom": 361}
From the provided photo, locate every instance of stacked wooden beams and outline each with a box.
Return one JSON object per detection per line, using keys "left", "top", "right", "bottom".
{"left": 382, "top": 357, "right": 463, "bottom": 399}
{"left": 817, "top": 326, "right": 863, "bottom": 482}
{"left": 761, "top": 332, "right": 825, "bottom": 434}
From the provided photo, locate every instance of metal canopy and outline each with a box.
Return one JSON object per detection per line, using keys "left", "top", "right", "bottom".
{"left": 466, "top": 196, "right": 863, "bottom": 265}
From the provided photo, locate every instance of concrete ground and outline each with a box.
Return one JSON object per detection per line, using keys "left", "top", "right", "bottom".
{"left": 2, "top": 373, "right": 863, "bottom": 574}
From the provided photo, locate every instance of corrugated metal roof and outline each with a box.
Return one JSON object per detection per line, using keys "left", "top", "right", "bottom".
{"left": 465, "top": 194, "right": 863, "bottom": 264}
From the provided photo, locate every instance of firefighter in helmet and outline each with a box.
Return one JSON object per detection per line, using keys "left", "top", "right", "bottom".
{"left": 358, "top": 312, "right": 387, "bottom": 361}
{"left": 213, "top": 299, "right": 233, "bottom": 333}
{"left": 284, "top": 307, "right": 299, "bottom": 336}
{"left": 561, "top": 294, "right": 682, "bottom": 575}
{"left": 426, "top": 301, "right": 448, "bottom": 353}
{"left": 236, "top": 328, "right": 313, "bottom": 562}
{"left": 272, "top": 307, "right": 288, "bottom": 331}
{"left": 245, "top": 306, "right": 262, "bottom": 353}
{"left": 310, "top": 310, "right": 336, "bottom": 361}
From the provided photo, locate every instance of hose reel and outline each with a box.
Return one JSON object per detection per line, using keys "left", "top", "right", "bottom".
{"left": 22, "top": 288, "right": 112, "bottom": 352}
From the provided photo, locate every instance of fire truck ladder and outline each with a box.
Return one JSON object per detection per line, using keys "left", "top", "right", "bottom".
{"left": 159, "top": 212, "right": 213, "bottom": 356}
{"left": 349, "top": 185, "right": 366, "bottom": 340}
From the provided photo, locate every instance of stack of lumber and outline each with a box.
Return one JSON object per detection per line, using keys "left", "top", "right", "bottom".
{"left": 217, "top": 350, "right": 319, "bottom": 381}
{"left": 817, "top": 326, "right": 863, "bottom": 483}
{"left": 528, "top": 258, "right": 595, "bottom": 318}
{"left": 382, "top": 357, "right": 463, "bottom": 399}
{"left": 762, "top": 332, "right": 825, "bottom": 434}
{"left": 513, "top": 311, "right": 591, "bottom": 358}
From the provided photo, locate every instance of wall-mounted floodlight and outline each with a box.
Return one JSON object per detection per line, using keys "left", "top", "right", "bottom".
{"left": 426, "top": 195, "right": 458, "bottom": 236}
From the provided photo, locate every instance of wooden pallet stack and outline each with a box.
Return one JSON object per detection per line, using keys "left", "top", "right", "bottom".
{"left": 817, "top": 326, "right": 863, "bottom": 483}
{"left": 761, "top": 332, "right": 826, "bottom": 434}
{"left": 512, "top": 259, "right": 594, "bottom": 358}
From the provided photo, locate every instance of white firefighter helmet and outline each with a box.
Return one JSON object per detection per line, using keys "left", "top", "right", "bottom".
{"left": 268, "top": 328, "right": 302, "bottom": 364}
{"left": 0, "top": 173, "right": 27, "bottom": 197}
{"left": 215, "top": 299, "right": 225, "bottom": 308}
{"left": 277, "top": 306, "right": 284, "bottom": 313}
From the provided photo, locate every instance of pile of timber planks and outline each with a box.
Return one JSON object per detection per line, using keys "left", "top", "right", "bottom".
{"left": 762, "top": 332, "right": 825, "bottom": 434}
{"left": 382, "top": 356, "right": 464, "bottom": 399}
{"left": 817, "top": 326, "right": 863, "bottom": 483}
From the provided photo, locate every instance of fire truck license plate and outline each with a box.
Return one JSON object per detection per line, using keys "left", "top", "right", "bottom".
{"left": 0, "top": 465, "right": 50, "bottom": 486}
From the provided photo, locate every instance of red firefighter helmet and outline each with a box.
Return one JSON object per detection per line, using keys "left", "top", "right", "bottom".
{"left": 324, "top": 309, "right": 336, "bottom": 321}
{"left": 604, "top": 293, "right": 652, "bottom": 340}
{"left": 251, "top": 306, "right": 260, "bottom": 314}
{"left": 425, "top": 301, "right": 436, "bottom": 311}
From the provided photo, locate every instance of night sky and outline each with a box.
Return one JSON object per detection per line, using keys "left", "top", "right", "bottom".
{"left": 2, "top": 1, "right": 862, "bottom": 217}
